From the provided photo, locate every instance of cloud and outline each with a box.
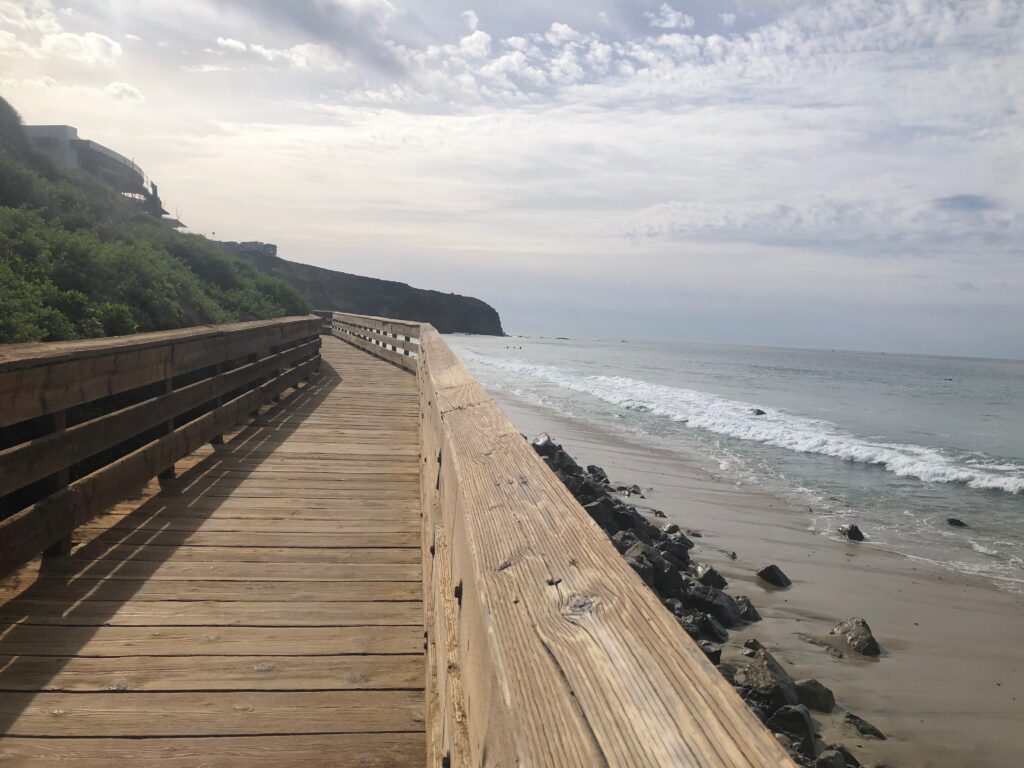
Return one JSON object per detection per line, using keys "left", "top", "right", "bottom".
{"left": 461, "top": 10, "right": 479, "bottom": 32}
{"left": 0, "top": 0, "right": 61, "bottom": 34}
{"left": 933, "top": 194, "right": 997, "bottom": 212}
{"left": 719, "top": 13, "right": 736, "bottom": 27}
{"left": 124, "top": 33, "right": 142, "bottom": 42}
{"left": 644, "top": 3, "right": 695, "bottom": 30}
{"left": 216, "top": 36, "right": 247, "bottom": 52}
{"left": 40, "top": 31, "right": 122, "bottom": 66}
{"left": 216, "top": 35, "right": 342, "bottom": 70}
{"left": 105, "top": 81, "right": 144, "bottom": 101}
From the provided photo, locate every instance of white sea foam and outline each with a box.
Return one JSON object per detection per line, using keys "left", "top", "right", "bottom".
{"left": 464, "top": 352, "right": 1024, "bottom": 495}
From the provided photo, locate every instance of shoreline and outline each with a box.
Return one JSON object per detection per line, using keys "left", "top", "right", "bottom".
{"left": 494, "top": 389, "right": 1024, "bottom": 768}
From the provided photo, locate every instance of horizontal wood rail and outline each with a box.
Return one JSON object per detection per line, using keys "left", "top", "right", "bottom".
{"left": 409, "top": 320, "right": 795, "bottom": 766}
{"left": 0, "top": 316, "right": 321, "bottom": 578}
{"left": 318, "top": 310, "right": 419, "bottom": 373}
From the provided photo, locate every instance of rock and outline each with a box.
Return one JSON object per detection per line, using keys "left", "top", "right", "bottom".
{"left": 582, "top": 498, "right": 620, "bottom": 534}
{"left": 844, "top": 712, "right": 885, "bottom": 740}
{"left": 575, "top": 477, "right": 612, "bottom": 505}
{"left": 531, "top": 433, "right": 558, "bottom": 458}
{"left": 531, "top": 434, "right": 583, "bottom": 476}
{"left": 651, "top": 508, "right": 667, "bottom": 518}
{"left": 687, "top": 528, "right": 703, "bottom": 537}
{"left": 696, "top": 563, "right": 728, "bottom": 589}
{"left": 699, "top": 641, "right": 722, "bottom": 664}
{"left": 736, "top": 595, "right": 762, "bottom": 622}
{"left": 815, "top": 750, "right": 847, "bottom": 768}
{"left": 697, "top": 613, "right": 729, "bottom": 644}
{"left": 839, "top": 524, "right": 864, "bottom": 541}
{"left": 586, "top": 464, "right": 609, "bottom": 484}
{"left": 766, "top": 704, "right": 815, "bottom": 758}
{"left": 625, "top": 543, "right": 685, "bottom": 599}
{"left": 947, "top": 517, "right": 969, "bottom": 528}
{"left": 683, "top": 582, "right": 743, "bottom": 627}
{"left": 831, "top": 617, "right": 880, "bottom": 657}
{"left": 611, "top": 530, "right": 640, "bottom": 554}
{"left": 796, "top": 678, "right": 835, "bottom": 712}
{"left": 751, "top": 408, "right": 767, "bottom": 416}
{"left": 734, "top": 648, "right": 798, "bottom": 711}
{"left": 743, "top": 638, "right": 766, "bottom": 653}
{"left": 613, "top": 505, "right": 662, "bottom": 543}
{"left": 662, "top": 523, "right": 681, "bottom": 535}
{"left": 757, "top": 564, "right": 792, "bottom": 588}
{"left": 825, "top": 744, "right": 861, "bottom": 767}
{"left": 623, "top": 550, "right": 654, "bottom": 587}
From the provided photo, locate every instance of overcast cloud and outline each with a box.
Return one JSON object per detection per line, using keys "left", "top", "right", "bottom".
{"left": 1, "top": 0, "right": 1021, "bottom": 356}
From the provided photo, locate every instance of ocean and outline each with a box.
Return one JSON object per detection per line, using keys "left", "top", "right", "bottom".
{"left": 445, "top": 334, "right": 1024, "bottom": 591}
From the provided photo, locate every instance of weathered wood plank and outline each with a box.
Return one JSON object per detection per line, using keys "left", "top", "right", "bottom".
{"left": 0, "top": 625, "right": 423, "bottom": 656}
{"left": 0, "top": 654, "right": 424, "bottom": 692}
{"left": 0, "top": 690, "right": 425, "bottom": 736}
{"left": 33, "top": 559, "right": 419, "bottom": 582}
{"left": 0, "top": 734, "right": 424, "bottom": 767}
{"left": 0, "top": 599, "right": 422, "bottom": 627}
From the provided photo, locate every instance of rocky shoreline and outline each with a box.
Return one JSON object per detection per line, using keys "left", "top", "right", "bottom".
{"left": 532, "top": 433, "right": 887, "bottom": 768}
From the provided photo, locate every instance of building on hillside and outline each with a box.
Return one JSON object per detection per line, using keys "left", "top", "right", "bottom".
{"left": 22, "top": 124, "right": 184, "bottom": 227}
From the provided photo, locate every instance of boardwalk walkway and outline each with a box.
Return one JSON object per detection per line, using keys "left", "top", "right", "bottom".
{"left": 0, "top": 336, "right": 425, "bottom": 766}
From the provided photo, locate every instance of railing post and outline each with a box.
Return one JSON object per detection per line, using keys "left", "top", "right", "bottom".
{"left": 42, "top": 410, "right": 72, "bottom": 557}
{"left": 157, "top": 379, "right": 176, "bottom": 483}
{"left": 210, "top": 361, "right": 225, "bottom": 446}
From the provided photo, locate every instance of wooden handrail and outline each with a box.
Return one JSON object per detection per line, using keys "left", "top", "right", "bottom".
{"left": 412, "top": 321, "right": 795, "bottom": 767}
{"left": 319, "top": 310, "right": 419, "bottom": 373}
{"left": 0, "top": 316, "right": 322, "bottom": 577}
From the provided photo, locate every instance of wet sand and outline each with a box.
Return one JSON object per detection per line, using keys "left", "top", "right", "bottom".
{"left": 495, "top": 391, "right": 1024, "bottom": 768}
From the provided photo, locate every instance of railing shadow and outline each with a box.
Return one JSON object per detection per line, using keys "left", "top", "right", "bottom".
{"left": 0, "top": 356, "right": 343, "bottom": 733}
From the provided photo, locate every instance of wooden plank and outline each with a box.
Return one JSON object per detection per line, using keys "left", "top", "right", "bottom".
{"left": 0, "top": 690, "right": 425, "bottom": 736}
{"left": 0, "top": 734, "right": 424, "bottom": 767}
{"left": 32, "top": 559, "right": 419, "bottom": 582}
{"left": 0, "top": 654, "right": 424, "bottom": 692}
{"left": 73, "top": 530, "right": 419, "bottom": 549}
{"left": 0, "top": 625, "right": 423, "bottom": 656}
{"left": 15, "top": 579, "right": 420, "bottom": 603}
{"left": 59, "top": 545, "right": 419, "bottom": 564}
{"left": 0, "top": 600, "right": 422, "bottom": 626}
{"left": 328, "top": 312, "right": 421, "bottom": 339}
{"left": 417, "top": 325, "right": 795, "bottom": 768}
{"left": 85, "top": 516, "right": 418, "bottom": 534}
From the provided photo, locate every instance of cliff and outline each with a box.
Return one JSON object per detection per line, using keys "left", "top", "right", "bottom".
{"left": 219, "top": 242, "right": 505, "bottom": 336}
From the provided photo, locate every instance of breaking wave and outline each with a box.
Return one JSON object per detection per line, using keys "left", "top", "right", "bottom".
{"left": 464, "top": 352, "right": 1024, "bottom": 495}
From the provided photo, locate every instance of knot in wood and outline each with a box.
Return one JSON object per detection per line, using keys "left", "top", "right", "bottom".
{"left": 564, "top": 595, "right": 596, "bottom": 616}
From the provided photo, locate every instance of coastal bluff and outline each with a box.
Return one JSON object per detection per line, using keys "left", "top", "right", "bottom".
{"left": 220, "top": 241, "right": 504, "bottom": 335}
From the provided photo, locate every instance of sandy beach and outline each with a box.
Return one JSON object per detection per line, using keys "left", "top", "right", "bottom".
{"left": 494, "top": 390, "right": 1024, "bottom": 768}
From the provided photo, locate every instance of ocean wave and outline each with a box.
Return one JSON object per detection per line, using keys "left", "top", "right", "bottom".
{"left": 463, "top": 352, "right": 1024, "bottom": 495}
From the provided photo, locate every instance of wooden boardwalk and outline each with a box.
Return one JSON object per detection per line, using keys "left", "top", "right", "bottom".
{"left": 0, "top": 336, "right": 425, "bottom": 766}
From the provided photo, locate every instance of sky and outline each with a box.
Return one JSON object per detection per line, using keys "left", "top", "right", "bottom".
{"left": 1, "top": 0, "right": 1022, "bottom": 357}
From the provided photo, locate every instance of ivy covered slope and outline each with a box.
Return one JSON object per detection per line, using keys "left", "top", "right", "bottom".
{"left": 0, "top": 96, "right": 306, "bottom": 344}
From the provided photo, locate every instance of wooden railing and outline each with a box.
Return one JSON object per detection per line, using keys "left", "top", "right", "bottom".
{"left": 405, "top": 318, "right": 793, "bottom": 767}
{"left": 0, "top": 316, "right": 321, "bottom": 577}
{"left": 318, "top": 310, "right": 418, "bottom": 373}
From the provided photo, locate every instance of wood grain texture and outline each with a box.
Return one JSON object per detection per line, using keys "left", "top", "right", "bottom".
{"left": 0, "top": 734, "right": 422, "bottom": 767}
{"left": 0, "top": 336, "right": 425, "bottom": 766}
{"left": 417, "top": 324, "right": 795, "bottom": 767}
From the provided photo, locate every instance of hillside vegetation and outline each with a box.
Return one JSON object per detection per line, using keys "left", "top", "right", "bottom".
{"left": 0, "top": 96, "right": 307, "bottom": 344}
{"left": 220, "top": 242, "right": 504, "bottom": 335}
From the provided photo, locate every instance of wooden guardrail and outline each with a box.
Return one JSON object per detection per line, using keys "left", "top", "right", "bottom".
{"left": 0, "top": 315, "right": 321, "bottom": 577}
{"left": 409, "top": 320, "right": 795, "bottom": 767}
{"left": 319, "top": 310, "right": 419, "bottom": 373}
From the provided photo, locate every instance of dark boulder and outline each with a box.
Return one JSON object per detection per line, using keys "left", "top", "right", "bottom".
{"left": 696, "top": 563, "right": 728, "bottom": 589}
{"left": 613, "top": 505, "right": 662, "bottom": 543}
{"left": 757, "top": 564, "right": 792, "bottom": 588}
{"left": 586, "top": 464, "right": 609, "bottom": 484}
{"left": 734, "top": 647, "right": 798, "bottom": 711}
{"left": 751, "top": 408, "right": 767, "bottom": 416}
{"left": 582, "top": 497, "right": 620, "bottom": 534}
{"left": 947, "top": 517, "right": 969, "bottom": 528}
{"left": 815, "top": 750, "right": 847, "bottom": 768}
{"left": 696, "top": 613, "right": 729, "bottom": 644}
{"left": 624, "top": 550, "right": 654, "bottom": 587}
{"left": 736, "top": 595, "right": 762, "bottom": 622}
{"left": 839, "top": 524, "right": 864, "bottom": 541}
{"left": 766, "top": 704, "right": 816, "bottom": 758}
{"left": 844, "top": 712, "right": 885, "bottom": 740}
{"left": 699, "top": 641, "right": 722, "bottom": 664}
{"left": 662, "top": 523, "right": 680, "bottom": 535}
{"left": 611, "top": 530, "right": 640, "bottom": 554}
{"left": 831, "top": 617, "right": 880, "bottom": 657}
{"left": 796, "top": 678, "right": 835, "bottom": 712}
{"left": 532, "top": 433, "right": 583, "bottom": 476}
{"left": 825, "top": 744, "right": 861, "bottom": 767}
{"left": 651, "top": 508, "right": 667, "bottom": 518}
{"left": 576, "top": 477, "right": 612, "bottom": 505}
{"left": 683, "top": 582, "right": 743, "bottom": 627}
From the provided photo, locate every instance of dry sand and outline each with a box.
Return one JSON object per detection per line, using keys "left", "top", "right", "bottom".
{"left": 495, "top": 391, "right": 1024, "bottom": 768}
